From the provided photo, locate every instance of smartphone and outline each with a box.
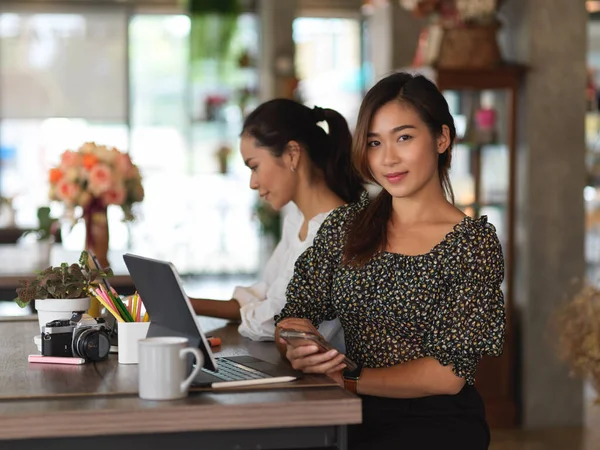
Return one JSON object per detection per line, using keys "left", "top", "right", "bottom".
{"left": 279, "top": 329, "right": 357, "bottom": 371}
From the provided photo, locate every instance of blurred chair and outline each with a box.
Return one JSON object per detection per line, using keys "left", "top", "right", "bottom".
{"left": 0, "top": 227, "right": 62, "bottom": 244}
{"left": 0, "top": 227, "right": 28, "bottom": 244}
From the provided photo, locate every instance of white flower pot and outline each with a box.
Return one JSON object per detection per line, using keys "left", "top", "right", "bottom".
{"left": 35, "top": 297, "right": 91, "bottom": 333}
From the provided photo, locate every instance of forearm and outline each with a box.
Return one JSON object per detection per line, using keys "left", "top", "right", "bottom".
{"left": 189, "top": 298, "right": 242, "bottom": 321}
{"left": 357, "top": 357, "right": 465, "bottom": 398}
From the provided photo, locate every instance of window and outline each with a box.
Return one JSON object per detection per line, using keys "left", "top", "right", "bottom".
{"left": 293, "top": 17, "right": 365, "bottom": 126}
{"left": 0, "top": 6, "right": 262, "bottom": 275}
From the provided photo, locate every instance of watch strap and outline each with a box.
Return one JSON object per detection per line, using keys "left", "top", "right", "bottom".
{"left": 342, "top": 364, "right": 363, "bottom": 394}
{"left": 343, "top": 377, "right": 358, "bottom": 394}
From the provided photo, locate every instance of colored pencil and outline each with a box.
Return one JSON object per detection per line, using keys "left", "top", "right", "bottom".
{"left": 91, "top": 291, "right": 124, "bottom": 323}
{"left": 101, "top": 285, "right": 133, "bottom": 322}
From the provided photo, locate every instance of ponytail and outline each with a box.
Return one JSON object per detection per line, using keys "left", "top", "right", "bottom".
{"left": 319, "top": 108, "right": 363, "bottom": 204}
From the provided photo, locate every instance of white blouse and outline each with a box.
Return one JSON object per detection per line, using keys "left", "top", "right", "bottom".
{"left": 235, "top": 204, "right": 344, "bottom": 347}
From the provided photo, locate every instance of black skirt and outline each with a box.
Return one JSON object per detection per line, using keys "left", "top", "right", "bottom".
{"left": 348, "top": 385, "right": 490, "bottom": 450}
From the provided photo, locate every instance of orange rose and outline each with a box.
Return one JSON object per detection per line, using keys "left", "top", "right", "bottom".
{"left": 88, "top": 164, "right": 113, "bottom": 196}
{"left": 56, "top": 180, "right": 80, "bottom": 204}
{"left": 60, "top": 150, "right": 79, "bottom": 168}
{"left": 82, "top": 153, "right": 99, "bottom": 170}
{"left": 49, "top": 168, "right": 63, "bottom": 184}
{"left": 101, "top": 187, "right": 126, "bottom": 206}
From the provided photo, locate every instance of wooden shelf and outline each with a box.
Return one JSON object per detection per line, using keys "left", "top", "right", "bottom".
{"left": 435, "top": 64, "right": 528, "bottom": 90}
{"left": 437, "top": 64, "right": 525, "bottom": 428}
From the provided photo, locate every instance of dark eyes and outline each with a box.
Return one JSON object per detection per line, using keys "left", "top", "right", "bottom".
{"left": 366, "top": 135, "right": 412, "bottom": 148}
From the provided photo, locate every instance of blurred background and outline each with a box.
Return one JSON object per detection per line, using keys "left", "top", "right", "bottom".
{"left": 0, "top": 0, "right": 599, "bottom": 445}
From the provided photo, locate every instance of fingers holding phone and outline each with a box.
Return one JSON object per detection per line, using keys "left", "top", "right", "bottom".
{"left": 277, "top": 318, "right": 321, "bottom": 337}
{"left": 286, "top": 344, "right": 346, "bottom": 374}
{"left": 279, "top": 328, "right": 357, "bottom": 374}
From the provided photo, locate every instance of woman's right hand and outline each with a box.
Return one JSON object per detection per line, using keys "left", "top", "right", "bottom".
{"left": 285, "top": 342, "right": 347, "bottom": 376}
{"left": 275, "top": 317, "right": 347, "bottom": 386}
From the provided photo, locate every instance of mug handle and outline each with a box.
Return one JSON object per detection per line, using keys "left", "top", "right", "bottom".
{"left": 179, "top": 347, "right": 204, "bottom": 393}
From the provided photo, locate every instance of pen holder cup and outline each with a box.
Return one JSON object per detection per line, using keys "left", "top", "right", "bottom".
{"left": 118, "top": 321, "right": 151, "bottom": 364}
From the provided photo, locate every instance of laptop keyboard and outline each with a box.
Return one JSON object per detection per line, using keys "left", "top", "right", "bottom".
{"left": 202, "top": 357, "right": 271, "bottom": 382}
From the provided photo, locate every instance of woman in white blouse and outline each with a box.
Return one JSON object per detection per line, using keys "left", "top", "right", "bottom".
{"left": 190, "top": 99, "right": 363, "bottom": 343}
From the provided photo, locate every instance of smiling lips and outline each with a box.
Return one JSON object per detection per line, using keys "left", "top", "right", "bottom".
{"left": 384, "top": 172, "right": 408, "bottom": 183}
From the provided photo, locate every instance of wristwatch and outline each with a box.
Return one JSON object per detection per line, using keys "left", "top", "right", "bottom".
{"left": 342, "top": 364, "right": 363, "bottom": 394}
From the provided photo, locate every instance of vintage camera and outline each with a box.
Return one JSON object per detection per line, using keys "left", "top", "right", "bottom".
{"left": 41, "top": 313, "right": 111, "bottom": 362}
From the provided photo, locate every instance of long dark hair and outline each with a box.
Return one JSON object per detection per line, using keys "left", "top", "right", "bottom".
{"left": 241, "top": 99, "right": 363, "bottom": 204}
{"left": 343, "top": 72, "right": 457, "bottom": 267}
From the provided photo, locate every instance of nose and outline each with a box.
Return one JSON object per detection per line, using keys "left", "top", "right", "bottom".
{"left": 381, "top": 143, "right": 400, "bottom": 166}
{"left": 249, "top": 172, "right": 259, "bottom": 190}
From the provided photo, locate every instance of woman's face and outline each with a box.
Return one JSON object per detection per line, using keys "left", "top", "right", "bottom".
{"left": 240, "top": 135, "right": 297, "bottom": 210}
{"left": 366, "top": 101, "right": 448, "bottom": 199}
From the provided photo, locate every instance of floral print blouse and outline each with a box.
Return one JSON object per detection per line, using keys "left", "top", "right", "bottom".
{"left": 275, "top": 195, "right": 506, "bottom": 385}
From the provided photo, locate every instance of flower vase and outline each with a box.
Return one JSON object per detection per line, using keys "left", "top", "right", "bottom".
{"left": 83, "top": 201, "right": 109, "bottom": 317}
{"left": 84, "top": 205, "right": 109, "bottom": 268}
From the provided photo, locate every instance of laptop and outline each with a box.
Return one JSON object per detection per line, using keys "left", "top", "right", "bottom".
{"left": 122, "top": 253, "right": 298, "bottom": 389}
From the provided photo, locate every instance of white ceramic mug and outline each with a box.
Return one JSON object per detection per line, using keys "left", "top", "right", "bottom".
{"left": 138, "top": 337, "right": 203, "bottom": 400}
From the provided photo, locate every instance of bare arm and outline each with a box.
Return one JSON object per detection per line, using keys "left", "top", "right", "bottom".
{"left": 285, "top": 343, "right": 465, "bottom": 397}
{"left": 189, "top": 298, "right": 242, "bottom": 321}
{"left": 357, "top": 357, "right": 465, "bottom": 397}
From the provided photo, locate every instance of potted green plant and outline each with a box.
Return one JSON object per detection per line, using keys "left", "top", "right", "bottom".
{"left": 21, "top": 206, "right": 59, "bottom": 268}
{"left": 253, "top": 198, "right": 282, "bottom": 269}
{"left": 22, "top": 206, "right": 59, "bottom": 241}
{"left": 14, "top": 250, "right": 113, "bottom": 332}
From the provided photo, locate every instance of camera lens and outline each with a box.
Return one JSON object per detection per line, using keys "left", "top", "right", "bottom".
{"left": 73, "top": 328, "right": 110, "bottom": 362}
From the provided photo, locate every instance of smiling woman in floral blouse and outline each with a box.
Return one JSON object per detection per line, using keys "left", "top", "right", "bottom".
{"left": 275, "top": 72, "right": 506, "bottom": 450}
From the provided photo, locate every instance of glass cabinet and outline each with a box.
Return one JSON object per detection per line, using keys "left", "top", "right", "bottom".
{"left": 435, "top": 65, "right": 525, "bottom": 428}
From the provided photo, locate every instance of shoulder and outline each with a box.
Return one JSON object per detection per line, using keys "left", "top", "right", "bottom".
{"left": 448, "top": 216, "right": 504, "bottom": 282}
{"left": 317, "top": 190, "right": 370, "bottom": 236}
{"left": 282, "top": 203, "right": 302, "bottom": 228}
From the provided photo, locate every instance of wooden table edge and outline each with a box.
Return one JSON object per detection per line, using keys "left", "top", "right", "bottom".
{"left": 0, "top": 396, "right": 362, "bottom": 441}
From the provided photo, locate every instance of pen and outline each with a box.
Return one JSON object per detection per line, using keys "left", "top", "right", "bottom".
{"left": 210, "top": 376, "right": 296, "bottom": 389}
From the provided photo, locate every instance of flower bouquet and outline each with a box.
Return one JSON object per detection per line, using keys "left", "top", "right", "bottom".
{"left": 400, "top": 0, "right": 501, "bottom": 27}
{"left": 401, "top": 0, "right": 504, "bottom": 69}
{"left": 49, "top": 142, "right": 144, "bottom": 268}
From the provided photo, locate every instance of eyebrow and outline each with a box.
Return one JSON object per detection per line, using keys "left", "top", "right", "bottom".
{"left": 367, "top": 124, "right": 416, "bottom": 138}
{"left": 244, "top": 157, "right": 255, "bottom": 167}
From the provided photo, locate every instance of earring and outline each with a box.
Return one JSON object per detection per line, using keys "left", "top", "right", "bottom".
{"left": 290, "top": 166, "right": 296, "bottom": 173}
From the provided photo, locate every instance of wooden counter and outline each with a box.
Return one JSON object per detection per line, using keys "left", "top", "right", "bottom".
{"left": 0, "top": 317, "right": 361, "bottom": 449}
